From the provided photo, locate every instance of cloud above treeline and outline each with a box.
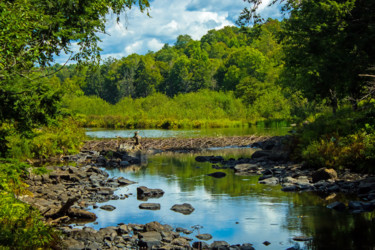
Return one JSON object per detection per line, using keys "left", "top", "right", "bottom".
{"left": 55, "top": 0, "right": 282, "bottom": 64}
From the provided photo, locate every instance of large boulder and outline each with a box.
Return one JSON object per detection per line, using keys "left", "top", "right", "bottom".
{"left": 312, "top": 168, "right": 337, "bottom": 183}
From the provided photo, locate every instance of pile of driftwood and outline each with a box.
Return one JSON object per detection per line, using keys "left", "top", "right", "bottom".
{"left": 82, "top": 135, "right": 270, "bottom": 152}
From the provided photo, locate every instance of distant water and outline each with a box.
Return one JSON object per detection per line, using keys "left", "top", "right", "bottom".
{"left": 79, "top": 148, "right": 375, "bottom": 250}
{"left": 85, "top": 125, "right": 291, "bottom": 139}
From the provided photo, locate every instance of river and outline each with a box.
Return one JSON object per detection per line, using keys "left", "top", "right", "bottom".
{"left": 80, "top": 127, "right": 375, "bottom": 249}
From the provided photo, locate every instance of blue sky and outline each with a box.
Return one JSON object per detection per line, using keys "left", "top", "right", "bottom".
{"left": 56, "top": 0, "right": 281, "bottom": 64}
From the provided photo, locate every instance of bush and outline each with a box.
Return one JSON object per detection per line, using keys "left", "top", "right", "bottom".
{"left": 0, "top": 159, "right": 58, "bottom": 248}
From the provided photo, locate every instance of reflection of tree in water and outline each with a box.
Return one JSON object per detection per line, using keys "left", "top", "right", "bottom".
{"left": 281, "top": 194, "right": 375, "bottom": 249}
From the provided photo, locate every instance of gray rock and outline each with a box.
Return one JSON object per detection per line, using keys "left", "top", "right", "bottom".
{"left": 196, "top": 233, "right": 213, "bottom": 240}
{"left": 282, "top": 185, "right": 298, "bottom": 192}
{"left": 258, "top": 177, "right": 279, "bottom": 185}
{"left": 171, "top": 203, "right": 195, "bottom": 215}
{"left": 117, "top": 177, "right": 136, "bottom": 186}
{"left": 193, "top": 241, "right": 209, "bottom": 249}
{"left": 234, "top": 164, "right": 259, "bottom": 173}
{"left": 139, "top": 203, "right": 161, "bottom": 210}
{"left": 211, "top": 241, "right": 230, "bottom": 249}
{"left": 137, "top": 186, "right": 164, "bottom": 199}
{"left": 327, "top": 201, "right": 346, "bottom": 211}
{"left": 100, "top": 205, "right": 116, "bottom": 211}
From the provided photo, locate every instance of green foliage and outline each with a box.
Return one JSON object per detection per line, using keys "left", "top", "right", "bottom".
{"left": 0, "top": 159, "right": 58, "bottom": 248}
{"left": 65, "top": 90, "right": 250, "bottom": 128}
{"left": 293, "top": 104, "right": 375, "bottom": 172}
{"left": 6, "top": 118, "right": 85, "bottom": 160}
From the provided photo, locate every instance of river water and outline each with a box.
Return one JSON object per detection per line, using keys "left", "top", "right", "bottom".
{"left": 80, "top": 146, "right": 375, "bottom": 250}
{"left": 85, "top": 125, "right": 291, "bottom": 139}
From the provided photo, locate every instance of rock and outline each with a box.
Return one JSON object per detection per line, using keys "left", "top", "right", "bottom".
{"left": 171, "top": 203, "right": 195, "bottom": 215}
{"left": 193, "top": 241, "right": 209, "bottom": 249}
{"left": 195, "top": 156, "right": 224, "bottom": 163}
{"left": 119, "top": 161, "right": 130, "bottom": 167}
{"left": 207, "top": 172, "right": 226, "bottom": 178}
{"left": 62, "top": 238, "right": 85, "bottom": 250}
{"left": 145, "top": 221, "right": 169, "bottom": 232}
{"left": 100, "top": 205, "right": 116, "bottom": 211}
{"left": 251, "top": 150, "right": 271, "bottom": 159}
{"left": 311, "top": 168, "right": 337, "bottom": 183}
{"left": 292, "top": 236, "right": 313, "bottom": 241}
{"left": 263, "top": 241, "right": 271, "bottom": 246}
{"left": 348, "top": 201, "right": 363, "bottom": 211}
{"left": 139, "top": 231, "right": 162, "bottom": 241}
{"left": 258, "top": 177, "right": 279, "bottom": 185}
{"left": 137, "top": 186, "right": 164, "bottom": 199}
{"left": 67, "top": 208, "right": 97, "bottom": 220}
{"left": 139, "top": 203, "right": 161, "bottom": 210}
{"left": 211, "top": 241, "right": 230, "bottom": 249}
{"left": 171, "top": 237, "right": 190, "bottom": 247}
{"left": 327, "top": 201, "right": 346, "bottom": 211}
{"left": 196, "top": 233, "right": 213, "bottom": 241}
{"left": 234, "top": 164, "right": 259, "bottom": 173}
{"left": 117, "top": 177, "right": 136, "bottom": 186}
{"left": 138, "top": 238, "right": 161, "bottom": 249}
{"left": 282, "top": 185, "right": 298, "bottom": 192}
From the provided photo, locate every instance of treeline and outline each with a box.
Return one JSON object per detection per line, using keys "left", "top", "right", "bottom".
{"left": 54, "top": 20, "right": 307, "bottom": 123}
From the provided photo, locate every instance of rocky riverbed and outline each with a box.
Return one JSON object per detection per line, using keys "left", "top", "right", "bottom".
{"left": 21, "top": 136, "right": 375, "bottom": 249}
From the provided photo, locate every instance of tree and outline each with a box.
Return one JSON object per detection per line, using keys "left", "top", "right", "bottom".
{"left": 0, "top": 0, "right": 150, "bottom": 155}
{"left": 239, "top": 0, "right": 375, "bottom": 111}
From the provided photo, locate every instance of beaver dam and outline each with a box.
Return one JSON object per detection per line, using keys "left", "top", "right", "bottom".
{"left": 82, "top": 135, "right": 276, "bottom": 152}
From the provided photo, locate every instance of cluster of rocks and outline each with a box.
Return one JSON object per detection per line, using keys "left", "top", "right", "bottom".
{"left": 60, "top": 221, "right": 255, "bottom": 250}
{"left": 23, "top": 162, "right": 136, "bottom": 224}
{"left": 195, "top": 143, "right": 375, "bottom": 214}
{"left": 62, "top": 150, "right": 145, "bottom": 168}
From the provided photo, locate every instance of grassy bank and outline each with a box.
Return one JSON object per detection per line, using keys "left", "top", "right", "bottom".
{"left": 63, "top": 90, "right": 293, "bottom": 129}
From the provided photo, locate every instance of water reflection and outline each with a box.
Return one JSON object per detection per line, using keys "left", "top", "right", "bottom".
{"left": 86, "top": 126, "right": 291, "bottom": 139}
{"left": 83, "top": 149, "right": 375, "bottom": 250}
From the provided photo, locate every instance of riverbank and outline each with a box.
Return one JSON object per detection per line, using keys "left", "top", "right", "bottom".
{"left": 21, "top": 135, "right": 375, "bottom": 249}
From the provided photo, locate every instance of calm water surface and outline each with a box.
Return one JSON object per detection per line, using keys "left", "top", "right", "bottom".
{"left": 85, "top": 126, "right": 291, "bottom": 139}
{"left": 81, "top": 148, "right": 375, "bottom": 250}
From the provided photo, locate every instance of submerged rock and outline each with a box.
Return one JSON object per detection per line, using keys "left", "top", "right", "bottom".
{"left": 139, "top": 203, "right": 161, "bottom": 210}
{"left": 207, "top": 172, "right": 226, "bottom": 178}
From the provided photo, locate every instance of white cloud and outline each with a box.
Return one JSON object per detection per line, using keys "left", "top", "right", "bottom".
{"left": 54, "top": 0, "right": 282, "bottom": 64}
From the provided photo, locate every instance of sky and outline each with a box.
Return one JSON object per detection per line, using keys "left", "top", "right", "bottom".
{"left": 55, "top": 0, "right": 282, "bottom": 64}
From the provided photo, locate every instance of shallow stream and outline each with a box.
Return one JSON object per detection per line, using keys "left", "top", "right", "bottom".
{"left": 81, "top": 148, "right": 375, "bottom": 250}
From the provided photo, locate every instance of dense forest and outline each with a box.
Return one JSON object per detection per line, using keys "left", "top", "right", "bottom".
{"left": 55, "top": 20, "right": 299, "bottom": 127}
{"left": 1, "top": 0, "right": 375, "bottom": 248}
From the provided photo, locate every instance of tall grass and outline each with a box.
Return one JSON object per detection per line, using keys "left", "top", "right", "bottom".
{"left": 64, "top": 90, "right": 252, "bottom": 128}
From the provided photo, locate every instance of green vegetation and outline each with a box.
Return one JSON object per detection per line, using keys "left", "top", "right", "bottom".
{"left": 0, "top": 0, "right": 150, "bottom": 248}
{"left": 57, "top": 20, "right": 304, "bottom": 126}
{"left": 239, "top": 0, "right": 375, "bottom": 172}
{"left": 0, "top": 159, "right": 58, "bottom": 248}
